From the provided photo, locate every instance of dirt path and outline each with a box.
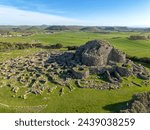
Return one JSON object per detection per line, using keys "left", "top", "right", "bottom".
{"left": 0, "top": 103, "right": 9, "bottom": 107}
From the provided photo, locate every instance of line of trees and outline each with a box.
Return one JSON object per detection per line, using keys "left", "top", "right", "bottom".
{"left": 0, "top": 42, "right": 65, "bottom": 52}
{"left": 129, "top": 35, "right": 150, "bottom": 40}
{"left": 127, "top": 55, "right": 150, "bottom": 64}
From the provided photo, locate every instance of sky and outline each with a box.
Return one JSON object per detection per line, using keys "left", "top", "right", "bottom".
{"left": 0, "top": 0, "right": 150, "bottom": 26}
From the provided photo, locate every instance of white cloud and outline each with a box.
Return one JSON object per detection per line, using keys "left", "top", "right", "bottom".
{"left": 0, "top": 5, "right": 84, "bottom": 25}
{"left": 1, "top": 4, "right": 150, "bottom": 26}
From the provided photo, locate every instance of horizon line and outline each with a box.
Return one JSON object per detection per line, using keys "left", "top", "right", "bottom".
{"left": 0, "top": 25, "right": 150, "bottom": 28}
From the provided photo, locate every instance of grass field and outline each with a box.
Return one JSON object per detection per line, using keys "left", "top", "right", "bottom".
{"left": 0, "top": 80, "right": 150, "bottom": 113}
{"left": 0, "top": 31, "right": 150, "bottom": 113}
{"left": 1, "top": 31, "right": 150, "bottom": 57}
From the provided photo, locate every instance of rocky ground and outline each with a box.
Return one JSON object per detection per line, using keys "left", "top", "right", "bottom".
{"left": 0, "top": 51, "right": 75, "bottom": 99}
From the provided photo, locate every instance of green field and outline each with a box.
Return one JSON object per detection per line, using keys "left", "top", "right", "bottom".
{"left": 1, "top": 31, "right": 150, "bottom": 57}
{"left": 0, "top": 31, "right": 150, "bottom": 113}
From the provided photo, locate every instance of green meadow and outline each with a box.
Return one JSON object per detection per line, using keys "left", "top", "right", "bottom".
{"left": 0, "top": 31, "right": 150, "bottom": 113}
{"left": 1, "top": 31, "right": 150, "bottom": 57}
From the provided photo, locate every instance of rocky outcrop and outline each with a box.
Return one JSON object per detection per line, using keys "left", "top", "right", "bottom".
{"left": 121, "top": 92, "right": 150, "bottom": 113}
{"left": 75, "top": 40, "right": 126, "bottom": 66}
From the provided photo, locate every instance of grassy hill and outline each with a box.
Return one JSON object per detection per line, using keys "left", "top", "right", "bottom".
{"left": 80, "top": 27, "right": 102, "bottom": 32}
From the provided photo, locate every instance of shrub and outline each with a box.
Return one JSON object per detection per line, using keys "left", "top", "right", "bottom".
{"left": 127, "top": 55, "right": 150, "bottom": 64}
{"left": 55, "top": 43, "right": 63, "bottom": 49}
{"left": 129, "top": 35, "right": 147, "bottom": 40}
{"left": 67, "top": 46, "right": 79, "bottom": 50}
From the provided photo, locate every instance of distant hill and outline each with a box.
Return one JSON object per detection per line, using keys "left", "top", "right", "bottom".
{"left": 80, "top": 26, "right": 131, "bottom": 32}
{"left": 103, "top": 27, "right": 116, "bottom": 31}
{"left": 80, "top": 27, "right": 102, "bottom": 32}
{"left": 45, "top": 26, "right": 70, "bottom": 31}
{"left": 101, "top": 26, "right": 130, "bottom": 32}
{"left": 1, "top": 25, "right": 150, "bottom": 33}
{"left": 25, "top": 26, "right": 46, "bottom": 32}
{"left": 114, "top": 27, "right": 130, "bottom": 31}
{"left": 141, "top": 28, "right": 150, "bottom": 32}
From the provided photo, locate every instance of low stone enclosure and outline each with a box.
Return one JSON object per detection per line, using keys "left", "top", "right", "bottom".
{"left": 0, "top": 40, "right": 150, "bottom": 98}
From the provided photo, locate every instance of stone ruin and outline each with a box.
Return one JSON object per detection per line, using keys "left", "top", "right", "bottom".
{"left": 0, "top": 51, "right": 74, "bottom": 98}
{"left": 0, "top": 39, "right": 150, "bottom": 98}
{"left": 75, "top": 40, "right": 126, "bottom": 66}
{"left": 121, "top": 91, "right": 150, "bottom": 113}
{"left": 74, "top": 40, "right": 150, "bottom": 89}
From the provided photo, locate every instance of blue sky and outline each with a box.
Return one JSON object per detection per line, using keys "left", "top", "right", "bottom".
{"left": 0, "top": 0, "right": 150, "bottom": 26}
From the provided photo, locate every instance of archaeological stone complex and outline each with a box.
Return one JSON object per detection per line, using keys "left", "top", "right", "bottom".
{"left": 0, "top": 40, "right": 150, "bottom": 98}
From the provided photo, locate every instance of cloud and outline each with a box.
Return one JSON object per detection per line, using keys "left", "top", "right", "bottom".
{"left": 1, "top": 4, "right": 150, "bottom": 26}
{"left": 0, "top": 5, "right": 84, "bottom": 25}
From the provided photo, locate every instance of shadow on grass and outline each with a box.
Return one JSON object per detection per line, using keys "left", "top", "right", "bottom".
{"left": 135, "top": 61, "right": 150, "bottom": 68}
{"left": 103, "top": 101, "right": 129, "bottom": 113}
